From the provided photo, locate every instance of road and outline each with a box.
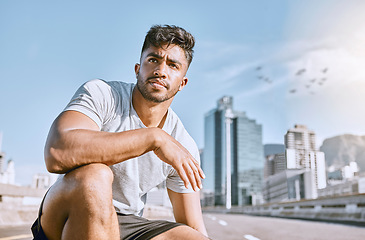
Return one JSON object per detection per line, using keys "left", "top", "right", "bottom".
{"left": 1, "top": 213, "right": 365, "bottom": 240}
{"left": 203, "top": 213, "right": 365, "bottom": 240}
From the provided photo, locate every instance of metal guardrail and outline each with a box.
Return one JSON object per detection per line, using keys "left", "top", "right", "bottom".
{"left": 238, "top": 194, "right": 365, "bottom": 225}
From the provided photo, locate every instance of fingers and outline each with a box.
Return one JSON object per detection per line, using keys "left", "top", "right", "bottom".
{"left": 183, "top": 163, "right": 198, "bottom": 192}
{"left": 176, "top": 141, "right": 206, "bottom": 181}
{"left": 176, "top": 166, "right": 191, "bottom": 190}
{"left": 192, "top": 158, "right": 206, "bottom": 179}
{"left": 177, "top": 158, "right": 205, "bottom": 192}
{"left": 189, "top": 161, "right": 203, "bottom": 190}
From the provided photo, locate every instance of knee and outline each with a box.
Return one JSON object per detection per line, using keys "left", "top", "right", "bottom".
{"left": 64, "top": 163, "right": 114, "bottom": 198}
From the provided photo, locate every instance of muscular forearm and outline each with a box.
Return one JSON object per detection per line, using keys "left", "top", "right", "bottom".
{"left": 45, "top": 117, "right": 160, "bottom": 173}
{"left": 45, "top": 127, "right": 160, "bottom": 173}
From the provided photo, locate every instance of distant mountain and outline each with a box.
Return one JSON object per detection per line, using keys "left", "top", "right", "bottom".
{"left": 320, "top": 134, "right": 365, "bottom": 171}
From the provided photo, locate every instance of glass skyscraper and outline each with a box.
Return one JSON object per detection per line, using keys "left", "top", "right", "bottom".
{"left": 203, "top": 96, "right": 264, "bottom": 206}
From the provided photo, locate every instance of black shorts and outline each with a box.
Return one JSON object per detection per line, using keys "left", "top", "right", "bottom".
{"left": 31, "top": 193, "right": 183, "bottom": 240}
{"left": 117, "top": 213, "right": 183, "bottom": 240}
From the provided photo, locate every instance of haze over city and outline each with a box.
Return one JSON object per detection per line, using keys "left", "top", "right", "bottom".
{"left": 1, "top": 0, "right": 365, "bottom": 185}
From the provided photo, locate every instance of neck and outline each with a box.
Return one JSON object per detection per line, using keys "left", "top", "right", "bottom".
{"left": 132, "top": 87, "right": 173, "bottom": 128}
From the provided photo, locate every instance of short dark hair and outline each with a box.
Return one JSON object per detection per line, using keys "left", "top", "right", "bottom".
{"left": 141, "top": 25, "right": 195, "bottom": 66}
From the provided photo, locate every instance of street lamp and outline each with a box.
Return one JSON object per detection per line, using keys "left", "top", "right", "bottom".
{"left": 225, "top": 109, "right": 235, "bottom": 210}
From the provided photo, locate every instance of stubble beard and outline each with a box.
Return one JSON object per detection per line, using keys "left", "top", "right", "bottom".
{"left": 136, "top": 77, "right": 180, "bottom": 103}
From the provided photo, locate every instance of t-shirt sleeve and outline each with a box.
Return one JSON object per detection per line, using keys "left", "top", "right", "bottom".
{"left": 166, "top": 129, "right": 201, "bottom": 194}
{"left": 63, "top": 79, "right": 118, "bottom": 129}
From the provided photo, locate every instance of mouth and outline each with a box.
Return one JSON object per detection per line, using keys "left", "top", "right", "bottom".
{"left": 148, "top": 77, "right": 167, "bottom": 89}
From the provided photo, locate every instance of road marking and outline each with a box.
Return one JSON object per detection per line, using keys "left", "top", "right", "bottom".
{"left": 0, "top": 234, "right": 33, "bottom": 240}
{"left": 244, "top": 234, "right": 261, "bottom": 240}
{"left": 206, "top": 215, "right": 217, "bottom": 221}
{"left": 218, "top": 220, "right": 228, "bottom": 226}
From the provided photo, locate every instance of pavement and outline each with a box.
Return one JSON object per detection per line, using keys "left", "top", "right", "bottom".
{"left": 1, "top": 212, "right": 365, "bottom": 240}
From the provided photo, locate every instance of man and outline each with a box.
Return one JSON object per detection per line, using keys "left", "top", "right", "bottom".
{"left": 31, "top": 25, "right": 210, "bottom": 240}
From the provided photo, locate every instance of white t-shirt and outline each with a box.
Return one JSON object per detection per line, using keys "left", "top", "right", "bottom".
{"left": 64, "top": 79, "right": 200, "bottom": 216}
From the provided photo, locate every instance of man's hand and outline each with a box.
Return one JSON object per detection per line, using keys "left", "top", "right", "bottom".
{"left": 153, "top": 129, "right": 205, "bottom": 191}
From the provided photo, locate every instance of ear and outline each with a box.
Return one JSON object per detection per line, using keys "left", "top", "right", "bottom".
{"left": 134, "top": 63, "right": 140, "bottom": 78}
{"left": 179, "top": 77, "right": 188, "bottom": 91}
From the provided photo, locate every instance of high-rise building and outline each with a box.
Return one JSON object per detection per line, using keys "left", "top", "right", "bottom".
{"left": 285, "top": 124, "right": 316, "bottom": 168}
{"left": 203, "top": 96, "right": 264, "bottom": 206}
{"left": 285, "top": 125, "right": 327, "bottom": 192}
{"left": 263, "top": 125, "right": 327, "bottom": 202}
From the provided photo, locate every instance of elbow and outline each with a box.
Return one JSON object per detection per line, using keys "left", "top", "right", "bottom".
{"left": 44, "top": 147, "right": 68, "bottom": 174}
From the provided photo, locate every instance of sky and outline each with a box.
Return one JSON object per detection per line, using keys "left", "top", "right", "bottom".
{"left": 1, "top": 0, "right": 365, "bottom": 185}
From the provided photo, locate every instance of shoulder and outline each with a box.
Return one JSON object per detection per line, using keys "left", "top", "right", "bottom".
{"left": 82, "top": 79, "right": 135, "bottom": 96}
{"left": 168, "top": 110, "right": 200, "bottom": 162}
{"left": 107, "top": 80, "right": 135, "bottom": 94}
{"left": 79, "top": 79, "right": 136, "bottom": 106}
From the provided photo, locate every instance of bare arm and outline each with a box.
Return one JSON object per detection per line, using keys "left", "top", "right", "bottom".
{"left": 167, "top": 189, "right": 208, "bottom": 237}
{"left": 45, "top": 110, "right": 204, "bottom": 191}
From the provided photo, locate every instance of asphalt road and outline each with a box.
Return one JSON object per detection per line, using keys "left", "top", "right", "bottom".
{"left": 1, "top": 213, "right": 365, "bottom": 240}
{"left": 203, "top": 213, "right": 365, "bottom": 240}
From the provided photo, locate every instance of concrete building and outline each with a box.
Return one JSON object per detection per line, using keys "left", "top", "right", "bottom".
{"left": 203, "top": 96, "right": 264, "bottom": 206}
{"left": 319, "top": 162, "right": 363, "bottom": 197}
{"left": 264, "top": 153, "right": 286, "bottom": 178}
{"left": 285, "top": 125, "right": 327, "bottom": 193}
{"left": 263, "top": 169, "right": 306, "bottom": 202}
{"left": 0, "top": 158, "right": 15, "bottom": 185}
{"left": 318, "top": 176, "right": 365, "bottom": 197}
{"left": 0, "top": 134, "right": 15, "bottom": 185}
{"left": 263, "top": 125, "right": 327, "bottom": 203}
{"left": 32, "top": 173, "right": 58, "bottom": 189}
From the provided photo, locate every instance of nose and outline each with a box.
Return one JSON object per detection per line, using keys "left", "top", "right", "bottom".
{"left": 153, "top": 62, "right": 167, "bottom": 79}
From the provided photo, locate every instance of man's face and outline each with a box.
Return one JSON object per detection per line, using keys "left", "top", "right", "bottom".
{"left": 135, "top": 44, "right": 189, "bottom": 103}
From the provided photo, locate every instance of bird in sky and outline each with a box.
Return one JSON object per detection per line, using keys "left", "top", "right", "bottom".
{"left": 322, "top": 68, "right": 328, "bottom": 73}
{"left": 296, "top": 68, "right": 306, "bottom": 75}
{"left": 264, "top": 78, "right": 272, "bottom": 84}
{"left": 289, "top": 89, "right": 296, "bottom": 93}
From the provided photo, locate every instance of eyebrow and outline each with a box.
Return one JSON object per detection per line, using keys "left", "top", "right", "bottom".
{"left": 146, "top": 52, "right": 182, "bottom": 66}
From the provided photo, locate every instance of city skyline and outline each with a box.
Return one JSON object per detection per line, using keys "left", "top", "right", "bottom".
{"left": 1, "top": 1, "right": 365, "bottom": 185}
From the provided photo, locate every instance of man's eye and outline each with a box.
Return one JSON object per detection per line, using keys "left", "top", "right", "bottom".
{"left": 169, "top": 63, "right": 178, "bottom": 69}
{"left": 148, "top": 58, "right": 157, "bottom": 63}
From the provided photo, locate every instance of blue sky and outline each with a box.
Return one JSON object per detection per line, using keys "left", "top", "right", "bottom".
{"left": 1, "top": 0, "right": 365, "bottom": 185}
